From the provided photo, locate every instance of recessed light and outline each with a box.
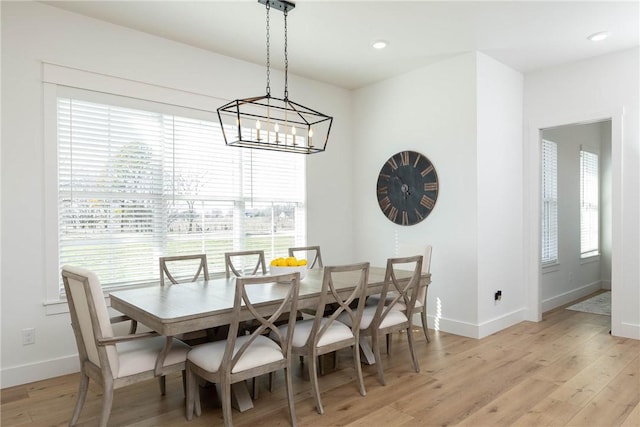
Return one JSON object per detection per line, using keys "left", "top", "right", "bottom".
{"left": 372, "top": 40, "right": 388, "bottom": 50}
{"left": 587, "top": 31, "right": 610, "bottom": 42}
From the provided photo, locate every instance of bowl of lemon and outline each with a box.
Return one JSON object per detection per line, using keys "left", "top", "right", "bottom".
{"left": 269, "top": 256, "right": 308, "bottom": 281}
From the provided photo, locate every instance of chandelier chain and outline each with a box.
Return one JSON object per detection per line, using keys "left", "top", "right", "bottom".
{"left": 265, "top": 2, "right": 271, "bottom": 96}
{"left": 284, "top": 9, "right": 289, "bottom": 100}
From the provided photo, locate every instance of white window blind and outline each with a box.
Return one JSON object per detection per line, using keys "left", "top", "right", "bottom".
{"left": 541, "top": 139, "right": 558, "bottom": 265}
{"left": 58, "top": 95, "right": 306, "bottom": 291}
{"left": 580, "top": 147, "right": 599, "bottom": 258}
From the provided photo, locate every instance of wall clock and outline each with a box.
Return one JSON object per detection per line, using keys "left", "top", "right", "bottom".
{"left": 376, "top": 150, "right": 439, "bottom": 226}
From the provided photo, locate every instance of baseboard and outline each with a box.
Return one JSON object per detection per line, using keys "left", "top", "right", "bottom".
{"left": 601, "top": 280, "right": 611, "bottom": 290}
{"left": 415, "top": 308, "right": 527, "bottom": 340}
{"left": 477, "top": 308, "right": 528, "bottom": 339}
{"left": 612, "top": 322, "right": 640, "bottom": 340}
{"left": 541, "top": 281, "right": 602, "bottom": 313}
{"left": 1, "top": 354, "right": 79, "bottom": 389}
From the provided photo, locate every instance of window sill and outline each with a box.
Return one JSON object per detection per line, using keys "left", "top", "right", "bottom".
{"left": 542, "top": 262, "right": 560, "bottom": 274}
{"left": 580, "top": 254, "right": 600, "bottom": 265}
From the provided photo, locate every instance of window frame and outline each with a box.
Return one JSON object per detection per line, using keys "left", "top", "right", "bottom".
{"left": 43, "top": 64, "right": 307, "bottom": 309}
{"left": 540, "top": 139, "right": 559, "bottom": 267}
{"left": 579, "top": 145, "right": 600, "bottom": 259}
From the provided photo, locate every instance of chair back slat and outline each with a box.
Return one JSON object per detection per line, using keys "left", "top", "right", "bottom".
{"left": 288, "top": 245, "right": 323, "bottom": 269}
{"left": 159, "top": 254, "right": 209, "bottom": 286}
{"left": 224, "top": 250, "right": 267, "bottom": 278}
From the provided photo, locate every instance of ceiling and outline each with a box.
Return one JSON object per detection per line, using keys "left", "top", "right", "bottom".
{"left": 43, "top": 1, "right": 639, "bottom": 90}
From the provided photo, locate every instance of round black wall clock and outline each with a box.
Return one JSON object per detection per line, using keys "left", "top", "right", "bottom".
{"left": 376, "top": 150, "right": 439, "bottom": 226}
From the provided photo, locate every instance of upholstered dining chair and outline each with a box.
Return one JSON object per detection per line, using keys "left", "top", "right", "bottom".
{"left": 185, "top": 272, "right": 300, "bottom": 427}
{"left": 61, "top": 265, "right": 190, "bottom": 427}
{"left": 274, "top": 262, "right": 369, "bottom": 414}
{"left": 159, "top": 254, "right": 209, "bottom": 286}
{"left": 339, "top": 255, "right": 423, "bottom": 385}
{"left": 224, "top": 250, "right": 267, "bottom": 278}
{"left": 288, "top": 245, "right": 323, "bottom": 269}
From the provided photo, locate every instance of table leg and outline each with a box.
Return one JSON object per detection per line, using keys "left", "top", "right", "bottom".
{"left": 359, "top": 335, "right": 376, "bottom": 365}
{"left": 214, "top": 382, "right": 254, "bottom": 412}
{"left": 155, "top": 336, "right": 173, "bottom": 376}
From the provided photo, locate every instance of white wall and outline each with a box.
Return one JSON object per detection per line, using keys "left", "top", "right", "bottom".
{"left": 352, "top": 52, "right": 525, "bottom": 339}
{"left": 476, "top": 53, "right": 525, "bottom": 336}
{"left": 0, "top": 2, "right": 353, "bottom": 387}
{"left": 540, "top": 122, "right": 608, "bottom": 310}
{"left": 524, "top": 48, "right": 640, "bottom": 339}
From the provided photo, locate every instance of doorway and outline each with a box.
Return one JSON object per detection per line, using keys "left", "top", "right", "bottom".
{"left": 538, "top": 120, "right": 612, "bottom": 314}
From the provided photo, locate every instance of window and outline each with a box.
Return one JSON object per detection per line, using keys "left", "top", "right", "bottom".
{"left": 580, "top": 147, "right": 599, "bottom": 258}
{"left": 541, "top": 139, "right": 558, "bottom": 265}
{"left": 57, "top": 92, "right": 306, "bottom": 292}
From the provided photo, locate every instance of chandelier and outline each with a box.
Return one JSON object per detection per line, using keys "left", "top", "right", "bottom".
{"left": 217, "top": 0, "right": 333, "bottom": 154}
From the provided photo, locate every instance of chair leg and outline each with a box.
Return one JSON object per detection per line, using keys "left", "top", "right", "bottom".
{"left": 70, "top": 372, "right": 89, "bottom": 426}
{"left": 99, "top": 379, "right": 114, "bottom": 427}
{"left": 406, "top": 327, "right": 420, "bottom": 373}
{"left": 252, "top": 377, "right": 260, "bottom": 399}
{"left": 386, "top": 333, "right": 393, "bottom": 354}
{"left": 421, "top": 309, "right": 431, "bottom": 342}
{"left": 185, "top": 366, "right": 196, "bottom": 420}
{"left": 284, "top": 367, "right": 298, "bottom": 427}
{"left": 308, "top": 352, "right": 324, "bottom": 414}
{"left": 221, "top": 379, "right": 234, "bottom": 427}
{"left": 158, "top": 375, "right": 166, "bottom": 395}
{"left": 372, "top": 333, "right": 386, "bottom": 386}
{"left": 352, "top": 344, "right": 366, "bottom": 397}
{"left": 269, "top": 372, "right": 274, "bottom": 393}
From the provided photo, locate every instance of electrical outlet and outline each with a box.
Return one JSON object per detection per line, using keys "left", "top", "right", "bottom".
{"left": 22, "top": 328, "right": 35, "bottom": 345}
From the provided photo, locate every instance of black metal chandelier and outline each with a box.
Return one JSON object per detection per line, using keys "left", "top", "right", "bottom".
{"left": 217, "top": 0, "right": 333, "bottom": 154}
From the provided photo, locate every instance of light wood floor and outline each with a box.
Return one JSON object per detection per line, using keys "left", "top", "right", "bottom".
{"left": 2, "top": 298, "right": 639, "bottom": 426}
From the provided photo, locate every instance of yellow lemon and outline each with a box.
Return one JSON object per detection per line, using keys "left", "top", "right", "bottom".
{"left": 286, "top": 257, "right": 298, "bottom": 266}
{"left": 297, "top": 259, "right": 307, "bottom": 266}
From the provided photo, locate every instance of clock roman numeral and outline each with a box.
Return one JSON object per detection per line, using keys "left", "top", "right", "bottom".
{"left": 424, "top": 182, "right": 438, "bottom": 191}
{"left": 387, "top": 206, "right": 398, "bottom": 222}
{"left": 414, "top": 208, "right": 424, "bottom": 221}
{"left": 380, "top": 196, "right": 391, "bottom": 212}
{"left": 413, "top": 153, "right": 422, "bottom": 168}
{"left": 377, "top": 186, "right": 388, "bottom": 195}
{"left": 387, "top": 157, "right": 398, "bottom": 171}
{"left": 420, "top": 195, "right": 435, "bottom": 210}
{"left": 402, "top": 210, "right": 409, "bottom": 225}
{"left": 420, "top": 165, "right": 434, "bottom": 177}
{"left": 400, "top": 151, "right": 409, "bottom": 166}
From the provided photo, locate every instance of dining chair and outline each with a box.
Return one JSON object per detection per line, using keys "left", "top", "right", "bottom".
{"left": 185, "top": 272, "right": 300, "bottom": 427}
{"left": 288, "top": 245, "right": 323, "bottom": 269}
{"left": 224, "top": 250, "right": 267, "bottom": 278}
{"left": 339, "top": 255, "right": 423, "bottom": 385}
{"left": 61, "top": 265, "right": 191, "bottom": 427}
{"left": 367, "top": 245, "right": 433, "bottom": 343}
{"left": 159, "top": 254, "right": 214, "bottom": 343}
{"left": 159, "top": 254, "right": 209, "bottom": 286}
{"left": 274, "top": 262, "right": 369, "bottom": 414}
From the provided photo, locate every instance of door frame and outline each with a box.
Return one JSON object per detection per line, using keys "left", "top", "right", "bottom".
{"left": 524, "top": 108, "right": 623, "bottom": 334}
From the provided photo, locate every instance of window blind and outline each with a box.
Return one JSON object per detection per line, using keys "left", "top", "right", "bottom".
{"left": 58, "top": 95, "right": 306, "bottom": 291}
{"left": 580, "top": 148, "right": 599, "bottom": 258}
{"left": 541, "top": 139, "right": 558, "bottom": 265}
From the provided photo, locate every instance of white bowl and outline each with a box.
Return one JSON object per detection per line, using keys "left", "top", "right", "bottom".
{"left": 269, "top": 265, "right": 308, "bottom": 281}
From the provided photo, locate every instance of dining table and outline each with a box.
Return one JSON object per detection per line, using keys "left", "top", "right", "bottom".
{"left": 109, "top": 265, "right": 430, "bottom": 412}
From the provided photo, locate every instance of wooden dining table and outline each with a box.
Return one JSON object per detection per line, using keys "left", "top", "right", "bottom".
{"left": 109, "top": 266, "right": 430, "bottom": 411}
